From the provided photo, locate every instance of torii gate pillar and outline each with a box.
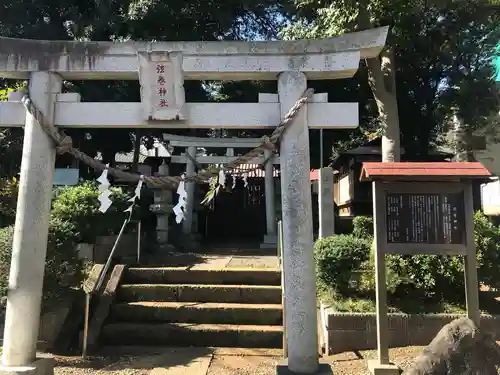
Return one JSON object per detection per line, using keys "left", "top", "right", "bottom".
{"left": 1, "top": 72, "right": 61, "bottom": 373}
{"left": 278, "top": 71, "right": 319, "bottom": 373}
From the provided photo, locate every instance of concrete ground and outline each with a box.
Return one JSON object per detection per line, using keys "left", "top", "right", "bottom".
{"left": 53, "top": 346, "right": 427, "bottom": 375}
{"left": 142, "top": 247, "right": 279, "bottom": 269}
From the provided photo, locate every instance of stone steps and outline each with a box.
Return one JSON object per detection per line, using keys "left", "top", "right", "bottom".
{"left": 123, "top": 267, "right": 281, "bottom": 286}
{"left": 117, "top": 284, "right": 282, "bottom": 304}
{"left": 110, "top": 302, "right": 283, "bottom": 325}
{"left": 101, "top": 322, "right": 283, "bottom": 348}
{"left": 101, "top": 265, "right": 283, "bottom": 349}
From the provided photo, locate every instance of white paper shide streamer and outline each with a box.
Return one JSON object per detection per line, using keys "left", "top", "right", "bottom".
{"left": 173, "top": 174, "right": 187, "bottom": 223}
{"left": 97, "top": 166, "right": 112, "bottom": 213}
{"left": 124, "top": 178, "right": 143, "bottom": 218}
{"left": 218, "top": 168, "right": 226, "bottom": 188}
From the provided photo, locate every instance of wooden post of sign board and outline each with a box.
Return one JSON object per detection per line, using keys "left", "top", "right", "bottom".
{"left": 464, "top": 184, "right": 480, "bottom": 326}
{"left": 372, "top": 181, "right": 390, "bottom": 365}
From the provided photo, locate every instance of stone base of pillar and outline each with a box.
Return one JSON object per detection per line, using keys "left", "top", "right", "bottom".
{"left": 260, "top": 234, "right": 277, "bottom": 249}
{"left": 275, "top": 360, "right": 333, "bottom": 374}
{"left": 0, "top": 356, "right": 55, "bottom": 375}
{"left": 367, "top": 360, "right": 401, "bottom": 375}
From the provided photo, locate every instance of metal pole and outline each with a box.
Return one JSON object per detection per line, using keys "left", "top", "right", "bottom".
{"left": 137, "top": 221, "right": 142, "bottom": 264}
{"left": 82, "top": 293, "right": 91, "bottom": 358}
{"left": 96, "top": 219, "right": 128, "bottom": 291}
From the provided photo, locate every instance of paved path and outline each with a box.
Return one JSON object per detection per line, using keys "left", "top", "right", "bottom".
{"left": 143, "top": 251, "right": 279, "bottom": 269}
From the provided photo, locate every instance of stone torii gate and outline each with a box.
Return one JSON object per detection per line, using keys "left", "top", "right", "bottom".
{"left": 163, "top": 131, "right": 283, "bottom": 248}
{"left": 0, "top": 27, "right": 388, "bottom": 375}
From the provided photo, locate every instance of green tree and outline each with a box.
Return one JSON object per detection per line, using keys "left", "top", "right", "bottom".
{"left": 0, "top": 86, "right": 23, "bottom": 177}
{"left": 0, "top": 0, "right": 289, "bottom": 173}
{"left": 282, "top": 0, "right": 500, "bottom": 160}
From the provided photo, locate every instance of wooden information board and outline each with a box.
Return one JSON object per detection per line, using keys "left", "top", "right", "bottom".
{"left": 385, "top": 192, "right": 465, "bottom": 245}
{"left": 358, "top": 162, "right": 488, "bottom": 373}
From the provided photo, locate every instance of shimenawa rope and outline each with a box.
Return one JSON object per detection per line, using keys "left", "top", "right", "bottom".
{"left": 20, "top": 87, "right": 314, "bottom": 190}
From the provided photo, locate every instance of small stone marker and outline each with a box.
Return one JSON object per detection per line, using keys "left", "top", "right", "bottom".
{"left": 360, "top": 162, "right": 491, "bottom": 375}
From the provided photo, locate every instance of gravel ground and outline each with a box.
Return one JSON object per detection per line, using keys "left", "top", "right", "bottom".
{"left": 53, "top": 346, "right": 426, "bottom": 375}
{"left": 327, "top": 346, "right": 425, "bottom": 375}
{"left": 207, "top": 355, "right": 277, "bottom": 375}
{"left": 54, "top": 355, "right": 164, "bottom": 375}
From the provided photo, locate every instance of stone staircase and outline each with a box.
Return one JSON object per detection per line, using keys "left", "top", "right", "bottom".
{"left": 101, "top": 267, "right": 283, "bottom": 348}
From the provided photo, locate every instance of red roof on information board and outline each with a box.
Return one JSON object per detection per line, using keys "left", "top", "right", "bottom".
{"left": 360, "top": 162, "right": 491, "bottom": 182}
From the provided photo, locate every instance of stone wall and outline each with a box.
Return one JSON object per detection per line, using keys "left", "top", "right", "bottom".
{"left": 321, "top": 305, "right": 500, "bottom": 355}
{"left": 93, "top": 233, "right": 138, "bottom": 263}
{"left": 38, "top": 299, "right": 75, "bottom": 351}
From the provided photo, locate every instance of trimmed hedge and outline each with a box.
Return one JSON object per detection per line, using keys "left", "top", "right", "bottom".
{"left": 317, "top": 213, "right": 500, "bottom": 306}
{"left": 314, "top": 234, "right": 371, "bottom": 295}
{"left": 0, "top": 219, "right": 83, "bottom": 314}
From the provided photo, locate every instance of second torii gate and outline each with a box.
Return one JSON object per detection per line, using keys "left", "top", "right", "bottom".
{"left": 162, "top": 91, "right": 340, "bottom": 249}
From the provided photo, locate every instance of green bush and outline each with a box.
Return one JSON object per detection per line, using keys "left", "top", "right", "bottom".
{"left": 0, "top": 177, "right": 18, "bottom": 227}
{"left": 51, "top": 181, "right": 131, "bottom": 243}
{"left": 363, "top": 211, "right": 500, "bottom": 302}
{"left": 385, "top": 253, "right": 465, "bottom": 300}
{"left": 357, "top": 242, "right": 404, "bottom": 295}
{"left": 314, "top": 234, "right": 371, "bottom": 295}
{"left": 0, "top": 219, "right": 83, "bottom": 312}
{"left": 0, "top": 226, "right": 13, "bottom": 306}
{"left": 0, "top": 181, "right": 133, "bottom": 315}
{"left": 318, "top": 211, "right": 500, "bottom": 310}
{"left": 473, "top": 211, "right": 500, "bottom": 290}
{"left": 352, "top": 216, "right": 373, "bottom": 238}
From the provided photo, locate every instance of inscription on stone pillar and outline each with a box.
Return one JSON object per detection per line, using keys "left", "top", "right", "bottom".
{"left": 138, "top": 51, "right": 186, "bottom": 121}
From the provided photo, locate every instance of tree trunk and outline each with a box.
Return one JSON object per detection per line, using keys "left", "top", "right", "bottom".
{"left": 358, "top": 5, "right": 401, "bottom": 162}
{"left": 452, "top": 113, "right": 475, "bottom": 162}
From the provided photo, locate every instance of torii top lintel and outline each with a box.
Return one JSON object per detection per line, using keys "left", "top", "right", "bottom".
{"left": 0, "top": 27, "right": 389, "bottom": 81}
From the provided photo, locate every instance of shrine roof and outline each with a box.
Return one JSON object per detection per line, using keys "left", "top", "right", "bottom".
{"left": 360, "top": 162, "right": 492, "bottom": 182}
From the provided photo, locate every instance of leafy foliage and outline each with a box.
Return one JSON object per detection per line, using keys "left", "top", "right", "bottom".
{"left": 0, "top": 219, "right": 83, "bottom": 314}
{"left": 383, "top": 212, "right": 500, "bottom": 300}
{"left": 0, "top": 0, "right": 290, "bottom": 176}
{"left": 0, "top": 177, "right": 18, "bottom": 227}
{"left": 0, "top": 180, "right": 132, "bottom": 241}
{"left": 51, "top": 182, "right": 131, "bottom": 243}
{"left": 385, "top": 253, "right": 465, "bottom": 300}
{"left": 326, "top": 212, "right": 500, "bottom": 309}
{"left": 282, "top": 0, "right": 500, "bottom": 159}
{"left": 472, "top": 211, "right": 500, "bottom": 291}
{"left": 314, "top": 234, "right": 371, "bottom": 294}
{"left": 0, "top": 226, "right": 14, "bottom": 307}
{"left": 352, "top": 216, "right": 374, "bottom": 238}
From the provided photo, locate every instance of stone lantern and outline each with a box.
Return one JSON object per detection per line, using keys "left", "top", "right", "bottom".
{"left": 149, "top": 160, "right": 175, "bottom": 250}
